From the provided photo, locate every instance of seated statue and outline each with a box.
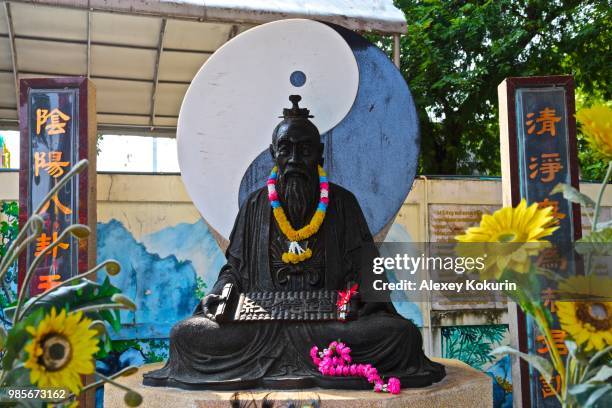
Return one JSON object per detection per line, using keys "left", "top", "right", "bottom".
{"left": 143, "top": 96, "right": 445, "bottom": 390}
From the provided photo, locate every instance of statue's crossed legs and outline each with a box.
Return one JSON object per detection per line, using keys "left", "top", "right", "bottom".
{"left": 143, "top": 311, "right": 445, "bottom": 389}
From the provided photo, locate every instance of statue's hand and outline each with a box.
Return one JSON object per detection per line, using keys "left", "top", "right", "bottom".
{"left": 198, "top": 294, "right": 221, "bottom": 321}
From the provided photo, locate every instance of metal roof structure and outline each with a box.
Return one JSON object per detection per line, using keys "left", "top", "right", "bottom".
{"left": 0, "top": 0, "right": 406, "bottom": 136}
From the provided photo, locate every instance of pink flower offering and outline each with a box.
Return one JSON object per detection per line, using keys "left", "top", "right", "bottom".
{"left": 309, "top": 340, "right": 400, "bottom": 395}
{"left": 367, "top": 373, "right": 380, "bottom": 383}
{"left": 387, "top": 377, "right": 401, "bottom": 394}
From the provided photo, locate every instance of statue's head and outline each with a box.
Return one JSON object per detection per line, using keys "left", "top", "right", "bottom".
{"left": 269, "top": 95, "right": 324, "bottom": 183}
{"left": 269, "top": 95, "right": 324, "bottom": 225}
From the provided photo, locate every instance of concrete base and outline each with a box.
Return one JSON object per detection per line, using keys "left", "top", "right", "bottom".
{"left": 104, "top": 358, "right": 492, "bottom": 408}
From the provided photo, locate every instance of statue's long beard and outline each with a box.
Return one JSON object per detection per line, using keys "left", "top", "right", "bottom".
{"left": 277, "top": 171, "right": 319, "bottom": 229}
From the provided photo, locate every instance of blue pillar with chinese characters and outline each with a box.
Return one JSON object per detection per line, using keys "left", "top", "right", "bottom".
{"left": 498, "top": 76, "right": 581, "bottom": 408}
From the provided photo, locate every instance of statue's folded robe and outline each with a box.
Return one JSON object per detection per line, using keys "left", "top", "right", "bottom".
{"left": 143, "top": 184, "right": 445, "bottom": 389}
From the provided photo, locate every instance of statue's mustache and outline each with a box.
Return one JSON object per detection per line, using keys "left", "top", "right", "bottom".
{"left": 282, "top": 165, "right": 309, "bottom": 178}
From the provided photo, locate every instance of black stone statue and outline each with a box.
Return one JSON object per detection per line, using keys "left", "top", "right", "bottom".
{"left": 143, "top": 96, "right": 445, "bottom": 390}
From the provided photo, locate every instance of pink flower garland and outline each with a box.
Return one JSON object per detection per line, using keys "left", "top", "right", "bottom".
{"left": 310, "top": 341, "right": 401, "bottom": 394}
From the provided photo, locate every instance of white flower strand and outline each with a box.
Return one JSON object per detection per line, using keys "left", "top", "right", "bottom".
{"left": 288, "top": 241, "right": 306, "bottom": 255}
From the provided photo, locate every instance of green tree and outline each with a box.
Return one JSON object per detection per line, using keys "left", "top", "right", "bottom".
{"left": 386, "top": 0, "right": 611, "bottom": 176}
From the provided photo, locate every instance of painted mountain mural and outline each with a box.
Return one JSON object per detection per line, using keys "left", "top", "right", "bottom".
{"left": 141, "top": 219, "right": 226, "bottom": 291}
{"left": 97, "top": 220, "right": 199, "bottom": 339}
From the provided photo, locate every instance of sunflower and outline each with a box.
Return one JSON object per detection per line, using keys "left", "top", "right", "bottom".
{"left": 557, "top": 275, "right": 612, "bottom": 352}
{"left": 24, "top": 308, "right": 100, "bottom": 395}
{"left": 455, "top": 199, "right": 558, "bottom": 279}
{"left": 576, "top": 104, "right": 612, "bottom": 160}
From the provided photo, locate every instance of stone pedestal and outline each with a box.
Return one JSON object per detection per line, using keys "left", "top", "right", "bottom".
{"left": 104, "top": 358, "right": 492, "bottom": 408}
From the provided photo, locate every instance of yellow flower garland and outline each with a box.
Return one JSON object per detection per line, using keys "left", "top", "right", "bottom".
{"left": 272, "top": 206, "right": 326, "bottom": 242}
{"left": 282, "top": 248, "right": 313, "bottom": 264}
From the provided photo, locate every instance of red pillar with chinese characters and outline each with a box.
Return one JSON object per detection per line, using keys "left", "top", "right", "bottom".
{"left": 18, "top": 78, "right": 97, "bottom": 295}
{"left": 18, "top": 77, "right": 97, "bottom": 406}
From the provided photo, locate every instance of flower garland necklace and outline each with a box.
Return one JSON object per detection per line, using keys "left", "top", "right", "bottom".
{"left": 267, "top": 165, "right": 329, "bottom": 264}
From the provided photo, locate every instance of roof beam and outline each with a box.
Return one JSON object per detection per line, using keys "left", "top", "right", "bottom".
{"left": 150, "top": 18, "right": 167, "bottom": 129}
{"left": 0, "top": 33, "right": 214, "bottom": 54}
{"left": 0, "top": 69, "right": 191, "bottom": 85}
{"left": 98, "top": 111, "right": 177, "bottom": 118}
{"left": 3, "top": 2, "right": 19, "bottom": 112}
{"left": 97, "top": 123, "right": 176, "bottom": 138}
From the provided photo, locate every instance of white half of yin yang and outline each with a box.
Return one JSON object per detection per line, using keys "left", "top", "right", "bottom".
{"left": 177, "top": 19, "right": 359, "bottom": 240}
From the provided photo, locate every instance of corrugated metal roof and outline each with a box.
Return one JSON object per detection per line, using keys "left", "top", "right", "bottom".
{"left": 0, "top": 0, "right": 406, "bottom": 135}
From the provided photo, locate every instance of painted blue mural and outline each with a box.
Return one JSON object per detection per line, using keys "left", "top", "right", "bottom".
{"left": 141, "top": 219, "right": 226, "bottom": 292}
{"left": 96, "top": 338, "right": 169, "bottom": 408}
{"left": 95, "top": 219, "right": 224, "bottom": 407}
{"left": 487, "top": 355, "right": 513, "bottom": 408}
{"left": 442, "top": 325, "right": 513, "bottom": 408}
{"left": 97, "top": 220, "right": 202, "bottom": 339}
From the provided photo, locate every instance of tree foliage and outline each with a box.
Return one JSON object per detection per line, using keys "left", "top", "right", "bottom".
{"left": 383, "top": 0, "right": 611, "bottom": 176}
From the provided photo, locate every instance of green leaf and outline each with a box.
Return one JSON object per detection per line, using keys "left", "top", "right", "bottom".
{"left": 5, "top": 202, "right": 18, "bottom": 218}
{"left": 2, "top": 366, "right": 28, "bottom": 385}
{"left": 588, "top": 345, "right": 612, "bottom": 370}
{"left": 1, "top": 308, "right": 44, "bottom": 371}
{"left": 550, "top": 183, "right": 595, "bottom": 207}
{"left": 0, "top": 325, "right": 6, "bottom": 349}
{"left": 571, "top": 364, "right": 612, "bottom": 407}
{"left": 490, "top": 345, "right": 554, "bottom": 382}
{"left": 588, "top": 365, "right": 612, "bottom": 383}
{"left": 584, "top": 383, "right": 611, "bottom": 408}
{"left": 5, "top": 277, "right": 125, "bottom": 330}
{"left": 99, "top": 309, "right": 121, "bottom": 332}
{"left": 569, "top": 382, "right": 597, "bottom": 396}
{"left": 576, "top": 228, "right": 612, "bottom": 255}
